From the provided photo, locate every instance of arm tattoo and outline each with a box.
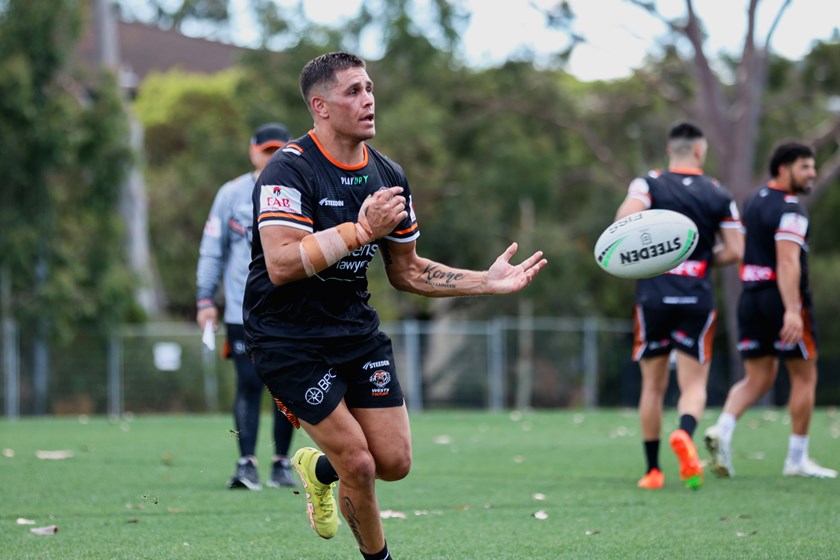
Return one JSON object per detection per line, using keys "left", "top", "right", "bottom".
{"left": 419, "top": 263, "right": 463, "bottom": 289}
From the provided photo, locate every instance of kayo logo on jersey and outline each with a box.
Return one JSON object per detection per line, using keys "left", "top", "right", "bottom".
{"left": 619, "top": 237, "right": 683, "bottom": 265}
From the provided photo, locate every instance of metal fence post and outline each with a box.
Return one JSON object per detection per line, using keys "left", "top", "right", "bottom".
{"left": 403, "top": 319, "right": 423, "bottom": 413}
{"left": 107, "top": 332, "right": 123, "bottom": 418}
{"left": 488, "top": 317, "right": 505, "bottom": 411}
{"left": 3, "top": 319, "right": 19, "bottom": 419}
{"left": 582, "top": 316, "right": 599, "bottom": 408}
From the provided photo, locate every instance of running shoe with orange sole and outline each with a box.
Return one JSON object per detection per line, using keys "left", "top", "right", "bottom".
{"left": 669, "top": 429, "right": 703, "bottom": 490}
{"left": 637, "top": 467, "right": 665, "bottom": 489}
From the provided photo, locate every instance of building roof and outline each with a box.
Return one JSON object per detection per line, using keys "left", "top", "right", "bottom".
{"left": 74, "top": 18, "right": 247, "bottom": 93}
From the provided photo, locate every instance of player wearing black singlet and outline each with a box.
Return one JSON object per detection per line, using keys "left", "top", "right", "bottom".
{"left": 614, "top": 122, "right": 743, "bottom": 491}
{"left": 243, "top": 52, "right": 546, "bottom": 560}
{"left": 705, "top": 142, "right": 836, "bottom": 479}
{"left": 244, "top": 132, "right": 420, "bottom": 423}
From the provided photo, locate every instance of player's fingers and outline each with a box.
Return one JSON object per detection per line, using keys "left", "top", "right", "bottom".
{"left": 519, "top": 251, "right": 545, "bottom": 270}
{"left": 498, "top": 242, "right": 518, "bottom": 263}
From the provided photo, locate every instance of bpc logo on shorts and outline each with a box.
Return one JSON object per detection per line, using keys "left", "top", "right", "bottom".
{"left": 305, "top": 369, "right": 337, "bottom": 405}
{"left": 305, "top": 388, "right": 324, "bottom": 405}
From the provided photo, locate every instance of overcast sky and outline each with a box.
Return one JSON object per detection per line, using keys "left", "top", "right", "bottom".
{"left": 223, "top": 0, "right": 839, "bottom": 81}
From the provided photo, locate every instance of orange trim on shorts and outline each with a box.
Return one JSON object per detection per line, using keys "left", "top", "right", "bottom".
{"left": 632, "top": 305, "right": 646, "bottom": 361}
{"left": 701, "top": 310, "right": 717, "bottom": 365}
{"left": 273, "top": 398, "right": 301, "bottom": 429}
{"left": 801, "top": 307, "right": 818, "bottom": 359}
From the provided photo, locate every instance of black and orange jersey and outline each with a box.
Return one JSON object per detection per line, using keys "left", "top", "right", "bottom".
{"left": 244, "top": 131, "right": 419, "bottom": 347}
{"left": 740, "top": 182, "right": 809, "bottom": 292}
{"left": 626, "top": 167, "right": 741, "bottom": 309}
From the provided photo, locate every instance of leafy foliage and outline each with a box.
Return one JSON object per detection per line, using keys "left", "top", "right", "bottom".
{"left": 133, "top": 69, "right": 252, "bottom": 317}
{"left": 0, "top": 0, "right": 138, "bottom": 342}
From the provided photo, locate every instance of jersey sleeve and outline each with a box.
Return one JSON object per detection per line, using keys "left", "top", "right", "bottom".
{"left": 626, "top": 177, "right": 652, "bottom": 208}
{"left": 776, "top": 198, "right": 808, "bottom": 247}
{"left": 383, "top": 174, "right": 420, "bottom": 243}
{"left": 715, "top": 186, "right": 742, "bottom": 230}
{"left": 254, "top": 158, "right": 314, "bottom": 233}
{"left": 196, "top": 181, "right": 232, "bottom": 304}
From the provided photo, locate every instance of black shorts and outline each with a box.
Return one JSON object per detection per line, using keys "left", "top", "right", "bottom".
{"left": 250, "top": 331, "right": 404, "bottom": 426}
{"left": 632, "top": 304, "right": 717, "bottom": 364}
{"left": 737, "top": 288, "right": 818, "bottom": 359}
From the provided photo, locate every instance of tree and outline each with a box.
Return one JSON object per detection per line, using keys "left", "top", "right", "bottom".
{"left": 538, "top": 0, "right": 840, "bottom": 380}
{"left": 116, "top": 0, "right": 229, "bottom": 31}
{"left": 133, "top": 69, "right": 251, "bottom": 317}
{"left": 0, "top": 0, "right": 138, "bottom": 412}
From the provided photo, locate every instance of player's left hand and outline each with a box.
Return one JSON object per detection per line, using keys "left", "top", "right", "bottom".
{"left": 486, "top": 243, "right": 547, "bottom": 294}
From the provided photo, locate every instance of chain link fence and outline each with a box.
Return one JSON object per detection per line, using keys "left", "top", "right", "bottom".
{"left": 2, "top": 317, "right": 651, "bottom": 417}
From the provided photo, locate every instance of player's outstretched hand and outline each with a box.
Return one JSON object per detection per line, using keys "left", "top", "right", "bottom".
{"left": 486, "top": 242, "right": 547, "bottom": 294}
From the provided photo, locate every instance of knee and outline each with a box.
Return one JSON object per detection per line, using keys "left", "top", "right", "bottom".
{"left": 376, "top": 451, "right": 412, "bottom": 482}
{"left": 339, "top": 450, "right": 378, "bottom": 487}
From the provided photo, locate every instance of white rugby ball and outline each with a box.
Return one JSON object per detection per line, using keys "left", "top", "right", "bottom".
{"left": 594, "top": 209, "right": 699, "bottom": 279}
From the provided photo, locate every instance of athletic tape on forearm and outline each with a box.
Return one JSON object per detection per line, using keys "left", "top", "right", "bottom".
{"left": 299, "top": 222, "right": 374, "bottom": 277}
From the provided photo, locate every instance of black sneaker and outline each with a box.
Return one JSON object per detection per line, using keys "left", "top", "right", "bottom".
{"left": 228, "top": 457, "right": 262, "bottom": 490}
{"left": 267, "top": 458, "right": 297, "bottom": 488}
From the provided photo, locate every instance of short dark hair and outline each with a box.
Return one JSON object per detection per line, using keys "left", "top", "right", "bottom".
{"left": 768, "top": 142, "right": 815, "bottom": 178}
{"left": 299, "top": 52, "right": 366, "bottom": 106}
{"left": 668, "top": 122, "right": 704, "bottom": 141}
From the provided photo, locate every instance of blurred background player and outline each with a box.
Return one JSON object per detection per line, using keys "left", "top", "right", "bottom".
{"left": 705, "top": 142, "right": 837, "bottom": 479}
{"left": 196, "top": 122, "right": 297, "bottom": 490}
{"left": 614, "top": 122, "right": 743, "bottom": 490}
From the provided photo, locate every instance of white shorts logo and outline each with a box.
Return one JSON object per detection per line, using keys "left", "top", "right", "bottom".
{"left": 305, "top": 388, "right": 324, "bottom": 405}
{"left": 305, "top": 369, "right": 336, "bottom": 405}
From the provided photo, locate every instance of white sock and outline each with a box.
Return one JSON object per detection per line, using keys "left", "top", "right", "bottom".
{"left": 716, "top": 412, "right": 737, "bottom": 443}
{"left": 787, "top": 434, "right": 808, "bottom": 464}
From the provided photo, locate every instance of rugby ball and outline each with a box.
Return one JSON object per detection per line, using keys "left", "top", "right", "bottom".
{"left": 594, "top": 209, "right": 698, "bottom": 279}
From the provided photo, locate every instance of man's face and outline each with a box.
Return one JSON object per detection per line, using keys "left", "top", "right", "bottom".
{"left": 323, "top": 66, "right": 375, "bottom": 141}
{"left": 250, "top": 146, "right": 279, "bottom": 172}
{"left": 786, "top": 157, "right": 817, "bottom": 194}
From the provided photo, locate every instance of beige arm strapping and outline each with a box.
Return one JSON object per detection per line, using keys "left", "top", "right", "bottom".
{"left": 299, "top": 222, "right": 374, "bottom": 277}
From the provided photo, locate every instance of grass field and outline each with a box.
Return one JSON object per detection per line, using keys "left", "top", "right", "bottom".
{"left": 1, "top": 408, "right": 839, "bottom": 559}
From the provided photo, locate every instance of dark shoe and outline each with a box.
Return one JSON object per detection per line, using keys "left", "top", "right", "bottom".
{"left": 228, "top": 457, "right": 262, "bottom": 490}
{"left": 267, "top": 458, "right": 297, "bottom": 488}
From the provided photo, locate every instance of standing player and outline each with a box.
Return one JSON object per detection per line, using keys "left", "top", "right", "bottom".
{"left": 705, "top": 142, "right": 837, "bottom": 479}
{"left": 614, "top": 122, "right": 743, "bottom": 490}
{"left": 243, "top": 52, "right": 546, "bottom": 560}
{"left": 197, "top": 123, "right": 296, "bottom": 490}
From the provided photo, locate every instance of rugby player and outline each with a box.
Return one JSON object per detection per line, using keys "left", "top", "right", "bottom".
{"left": 705, "top": 142, "right": 837, "bottom": 479}
{"left": 243, "top": 52, "right": 547, "bottom": 560}
{"left": 614, "top": 122, "right": 743, "bottom": 490}
{"left": 197, "top": 122, "right": 297, "bottom": 490}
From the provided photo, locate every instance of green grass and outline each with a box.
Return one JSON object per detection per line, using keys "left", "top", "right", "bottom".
{"left": 1, "top": 408, "right": 839, "bottom": 559}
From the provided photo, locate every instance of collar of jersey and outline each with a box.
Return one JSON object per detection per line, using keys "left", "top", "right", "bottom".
{"left": 668, "top": 166, "right": 703, "bottom": 175}
{"left": 767, "top": 180, "right": 791, "bottom": 192}
{"left": 309, "top": 130, "right": 369, "bottom": 171}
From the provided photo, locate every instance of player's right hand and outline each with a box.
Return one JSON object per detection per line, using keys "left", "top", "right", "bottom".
{"left": 197, "top": 306, "right": 218, "bottom": 332}
{"left": 359, "top": 186, "right": 407, "bottom": 240}
{"left": 779, "top": 309, "right": 803, "bottom": 347}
